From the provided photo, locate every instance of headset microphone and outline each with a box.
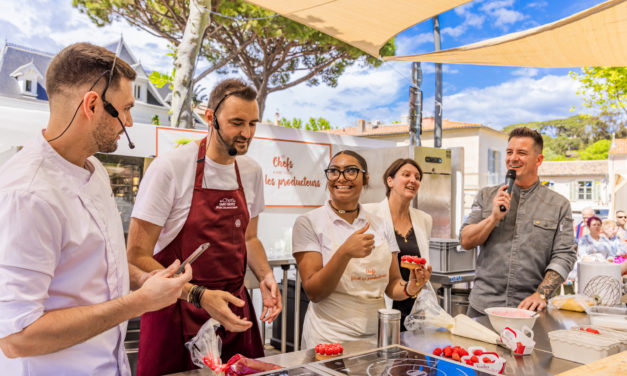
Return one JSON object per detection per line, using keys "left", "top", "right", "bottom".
{"left": 121, "top": 122, "right": 135, "bottom": 149}
{"left": 213, "top": 121, "right": 237, "bottom": 156}
{"left": 499, "top": 169, "right": 517, "bottom": 212}
{"left": 104, "top": 101, "right": 135, "bottom": 149}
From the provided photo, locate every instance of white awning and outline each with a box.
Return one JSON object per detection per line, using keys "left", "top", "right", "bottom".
{"left": 385, "top": 0, "right": 627, "bottom": 67}
{"left": 245, "top": 0, "right": 472, "bottom": 57}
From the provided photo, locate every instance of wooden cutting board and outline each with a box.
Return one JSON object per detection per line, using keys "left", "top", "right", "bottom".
{"left": 556, "top": 351, "right": 627, "bottom": 376}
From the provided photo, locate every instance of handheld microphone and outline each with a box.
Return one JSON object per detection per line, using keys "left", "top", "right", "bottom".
{"left": 499, "top": 169, "right": 516, "bottom": 212}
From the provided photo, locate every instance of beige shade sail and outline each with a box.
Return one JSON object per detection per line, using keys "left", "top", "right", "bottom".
{"left": 245, "top": 0, "right": 472, "bottom": 57}
{"left": 385, "top": 0, "right": 627, "bottom": 67}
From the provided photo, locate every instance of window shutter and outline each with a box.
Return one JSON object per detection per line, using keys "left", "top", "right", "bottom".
{"left": 570, "top": 181, "right": 577, "bottom": 201}
{"left": 593, "top": 181, "right": 601, "bottom": 201}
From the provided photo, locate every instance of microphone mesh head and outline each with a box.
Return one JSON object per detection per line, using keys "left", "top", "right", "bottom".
{"left": 506, "top": 169, "right": 516, "bottom": 179}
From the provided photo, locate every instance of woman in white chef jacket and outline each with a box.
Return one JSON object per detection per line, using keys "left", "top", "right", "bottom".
{"left": 363, "top": 158, "right": 432, "bottom": 331}
{"left": 292, "top": 150, "right": 431, "bottom": 348}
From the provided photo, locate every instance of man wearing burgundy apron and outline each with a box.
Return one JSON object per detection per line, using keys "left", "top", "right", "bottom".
{"left": 127, "top": 79, "right": 282, "bottom": 376}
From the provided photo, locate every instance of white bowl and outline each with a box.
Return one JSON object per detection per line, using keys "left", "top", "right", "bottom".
{"left": 484, "top": 307, "right": 538, "bottom": 334}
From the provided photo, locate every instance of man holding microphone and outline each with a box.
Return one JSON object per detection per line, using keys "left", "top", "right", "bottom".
{"left": 460, "top": 127, "right": 576, "bottom": 316}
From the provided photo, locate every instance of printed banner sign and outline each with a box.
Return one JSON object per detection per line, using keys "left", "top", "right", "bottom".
{"left": 155, "top": 128, "right": 331, "bottom": 207}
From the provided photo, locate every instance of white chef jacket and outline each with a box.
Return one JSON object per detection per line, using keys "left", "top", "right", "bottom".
{"left": 0, "top": 132, "right": 130, "bottom": 375}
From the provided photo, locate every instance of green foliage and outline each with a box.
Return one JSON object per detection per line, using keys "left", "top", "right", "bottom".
{"left": 151, "top": 114, "right": 160, "bottom": 125}
{"left": 504, "top": 114, "right": 618, "bottom": 161}
{"left": 277, "top": 117, "right": 332, "bottom": 130}
{"left": 570, "top": 67, "right": 627, "bottom": 118}
{"left": 149, "top": 70, "right": 174, "bottom": 89}
{"left": 579, "top": 140, "right": 611, "bottom": 160}
{"left": 72, "top": 0, "right": 395, "bottom": 117}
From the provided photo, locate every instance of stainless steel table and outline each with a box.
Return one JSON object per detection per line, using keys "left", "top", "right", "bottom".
{"left": 268, "top": 258, "right": 301, "bottom": 353}
{"left": 430, "top": 271, "right": 475, "bottom": 314}
{"left": 167, "top": 310, "right": 588, "bottom": 376}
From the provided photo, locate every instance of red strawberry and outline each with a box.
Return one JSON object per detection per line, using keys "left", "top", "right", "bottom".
{"left": 470, "top": 355, "right": 479, "bottom": 363}
{"left": 326, "top": 347, "right": 333, "bottom": 355}
{"left": 433, "top": 347, "right": 443, "bottom": 356}
{"left": 515, "top": 342, "right": 525, "bottom": 354}
{"left": 452, "top": 353, "right": 461, "bottom": 361}
{"left": 466, "top": 360, "right": 475, "bottom": 366}
{"left": 483, "top": 357, "right": 493, "bottom": 363}
{"left": 418, "top": 258, "right": 427, "bottom": 264}
{"left": 586, "top": 328, "right": 600, "bottom": 334}
{"left": 443, "top": 348, "right": 453, "bottom": 357}
{"left": 460, "top": 348, "right": 469, "bottom": 356}
{"left": 473, "top": 349, "right": 483, "bottom": 356}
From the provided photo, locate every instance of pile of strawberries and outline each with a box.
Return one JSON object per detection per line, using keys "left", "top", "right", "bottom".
{"left": 315, "top": 343, "right": 343, "bottom": 356}
{"left": 432, "top": 345, "right": 467, "bottom": 362}
{"left": 432, "top": 346, "right": 494, "bottom": 366}
{"left": 400, "top": 255, "right": 427, "bottom": 265}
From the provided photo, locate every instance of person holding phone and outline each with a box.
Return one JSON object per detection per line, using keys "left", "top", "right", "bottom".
{"left": 0, "top": 43, "right": 192, "bottom": 375}
{"left": 127, "top": 79, "right": 281, "bottom": 375}
{"left": 292, "top": 150, "right": 430, "bottom": 348}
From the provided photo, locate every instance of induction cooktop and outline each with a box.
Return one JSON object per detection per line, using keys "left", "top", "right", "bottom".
{"left": 317, "top": 345, "right": 496, "bottom": 376}
{"left": 255, "top": 345, "right": 498, "bottom": 376}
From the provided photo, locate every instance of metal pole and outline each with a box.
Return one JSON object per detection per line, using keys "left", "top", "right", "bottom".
{"left": 280, "top": 265, "right": 289, "bottom": 353}
{"left": 409, "top": 62, "right": 423, "bottom": 148}
{"left": 433, "top": 16, "right": 443, "bottom": 149}
{"left": 294, "top": 270, "right": 301, "bottom": 351}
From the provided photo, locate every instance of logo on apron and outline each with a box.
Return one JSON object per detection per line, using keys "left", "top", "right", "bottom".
{"left": 216, "top": 197, "right": 238, "bottom": 210}
{"left": 235, "top": 218, "right": 242, "bottom": 228}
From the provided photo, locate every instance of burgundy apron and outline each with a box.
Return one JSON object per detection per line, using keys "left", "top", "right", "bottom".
{"left": 137, "top": 138, "right": 263, "bottom": 376}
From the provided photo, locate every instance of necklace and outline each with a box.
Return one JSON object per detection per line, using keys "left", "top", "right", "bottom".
{"left": 328, "top": 200, "right": 359, "bottom": 214}
{"left": 396, "top": 227, "right": 413, "bottom": 243}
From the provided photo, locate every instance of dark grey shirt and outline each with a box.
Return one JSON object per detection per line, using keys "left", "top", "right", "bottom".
{"left": 461, "top": 181, "right": 576, "bottom": 313}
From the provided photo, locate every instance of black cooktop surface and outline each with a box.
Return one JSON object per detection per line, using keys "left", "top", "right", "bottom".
{"left": 317, "top": 346, "right": 496, "bottom": 376}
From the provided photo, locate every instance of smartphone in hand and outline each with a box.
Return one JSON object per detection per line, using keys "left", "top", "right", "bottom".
{"left": 176, "top": 242, "right": 210, "bottom": 274}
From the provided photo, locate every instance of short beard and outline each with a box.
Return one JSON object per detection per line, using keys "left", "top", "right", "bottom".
{"left": 94, "top": 119, "right": 119, "bottom": 153}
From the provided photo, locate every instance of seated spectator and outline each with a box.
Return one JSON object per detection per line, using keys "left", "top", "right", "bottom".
{"left": 601, "top": 219, "right": 627, "bottom": 257}
{"left": 578, "top": 216, "right": 612, "bottom": 258}
{"left": 568, "top": 216, "right": 612, "bottom": 280}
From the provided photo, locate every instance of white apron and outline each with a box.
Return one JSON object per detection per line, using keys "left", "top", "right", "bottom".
{"left": 301, "top": 213, "right": 393, "bottom": 348}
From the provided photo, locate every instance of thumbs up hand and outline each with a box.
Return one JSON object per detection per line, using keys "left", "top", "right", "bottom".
{"left": 339, "top": 222, "right": 375, "bottom": 259}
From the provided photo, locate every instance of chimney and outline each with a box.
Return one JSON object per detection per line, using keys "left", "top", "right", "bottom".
{"left": 358, "top": 119, "right": 366, "bottom": 133}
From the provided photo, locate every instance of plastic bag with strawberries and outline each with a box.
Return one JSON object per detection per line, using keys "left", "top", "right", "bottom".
{"left": 404, "top": 283, "right": 455, "bottom": 331}
{"left": 185, "top": 318, "right": 282, "bottom": 375}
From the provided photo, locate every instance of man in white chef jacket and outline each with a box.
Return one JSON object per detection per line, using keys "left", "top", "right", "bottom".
{"left": 0, "top": 42, "right": 192, "bottom": 375}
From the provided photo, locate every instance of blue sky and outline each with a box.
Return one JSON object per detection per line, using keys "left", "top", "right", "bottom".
{"left": 0, "top": 0, "right": 608, "bottom": 129}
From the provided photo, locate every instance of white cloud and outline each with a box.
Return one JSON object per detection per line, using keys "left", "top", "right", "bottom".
{"left": 441, "top": 4, "right": 485, "bottom": 40}
{"left": 0, "top": 0, "right": 172, "bottom": 73}
{"left": 263, "top": 62, "right": 407, "bottom": 127}
{"left": 480, "top": 0, "right": 526, "bottom": 29}
{"left": 511, "top": 67, "right": 539, "bottom": 77}
{"left": 434, "top": 74, "right": 588, "bottom": 128}
{"left": 526, "top": 1, "right": 549, "bottom": 9}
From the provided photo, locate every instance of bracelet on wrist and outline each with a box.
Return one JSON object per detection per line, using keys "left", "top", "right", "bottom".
{"left": 403, "top": 282, "right": 418, "bottom": 299}
{"left": 189, "top": 285, "right": 207, "bottom": 308}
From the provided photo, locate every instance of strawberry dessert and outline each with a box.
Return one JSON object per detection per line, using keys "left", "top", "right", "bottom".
{"left": 315, "top": 343, "right": 344, "bottom": 361}
{"left": 400, "top": 255, "right": 426, "bottom": 269}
